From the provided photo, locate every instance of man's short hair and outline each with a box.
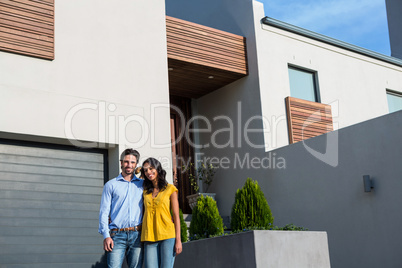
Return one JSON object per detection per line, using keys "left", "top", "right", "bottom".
{"left": 120, "top": 148, "right": 140, "bottom": 162}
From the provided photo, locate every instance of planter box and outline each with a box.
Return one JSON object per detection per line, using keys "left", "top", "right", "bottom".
{"left": 175, "top": 230, "right": 330, "bottom": 268}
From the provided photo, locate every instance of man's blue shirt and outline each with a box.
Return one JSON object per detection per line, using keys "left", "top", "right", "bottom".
{"left": 99, "top": 173, "right": 144, "bottom": 239}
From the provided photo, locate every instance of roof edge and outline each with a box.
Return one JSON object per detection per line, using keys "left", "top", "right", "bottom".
{"left": 261, "top": 16, "right": 402, "bottom": 68}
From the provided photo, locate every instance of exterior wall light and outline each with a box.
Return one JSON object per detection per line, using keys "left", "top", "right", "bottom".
{"left": 363, "top": 175, "right": 374, "bottom": 192}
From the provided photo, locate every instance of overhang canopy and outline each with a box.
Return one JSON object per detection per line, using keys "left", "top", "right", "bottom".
{"left": 166, "top": 16, "right": 248, "bottom": 99}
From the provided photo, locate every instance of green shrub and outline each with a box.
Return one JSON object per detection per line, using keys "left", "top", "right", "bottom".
{"left": 179, "top": 209, "right": 188, "bottom": 242}
{"left": 229, "top": 224, "right": 308, "bottom": 233}
{"left": 230, "top": 177, "right": 274, "bottom": 231}
{"left": 272, "top": 223, "right": 308, "bottom": 231}
{"left": 189, "top": 195, "right": 224, "bottom": 240}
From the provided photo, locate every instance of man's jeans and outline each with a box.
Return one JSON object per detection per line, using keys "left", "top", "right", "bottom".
{"left": 144, "top": 238, "right": 176, "bottom": 268}
{"left": 108, "top": 230, "right": 143, "bottom": 268}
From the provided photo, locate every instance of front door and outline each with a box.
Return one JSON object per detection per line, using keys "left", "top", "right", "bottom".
{"left": 170, "top": 95, "right": 194, "bottom": 213}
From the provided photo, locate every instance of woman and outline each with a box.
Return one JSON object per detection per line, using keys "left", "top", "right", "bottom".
{"left": 140, "top": 157, "right": 182, "bottom": 268}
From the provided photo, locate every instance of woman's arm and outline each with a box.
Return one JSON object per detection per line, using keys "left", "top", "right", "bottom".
{"left": 170, "top": 191, "right": 182, "bottom": 254}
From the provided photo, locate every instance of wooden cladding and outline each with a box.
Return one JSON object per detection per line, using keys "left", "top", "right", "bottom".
{"left": 166, "top": 16, "right": 248, "bottom": 98}
{"left": 166, "top": 16, "right": 247, "bottom": 74}
{"left": 0, "top": 0, "right": 54, "bottom": 60}
{"left": 285, "top": 97, "right": 333, "bottom": 144}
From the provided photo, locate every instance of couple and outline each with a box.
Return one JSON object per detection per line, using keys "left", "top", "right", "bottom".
{"left": 99, "top": 148, "right": 182, "bottom": 268}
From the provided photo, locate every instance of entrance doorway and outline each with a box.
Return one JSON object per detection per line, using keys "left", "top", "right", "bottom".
{"left": 170, "top": 95, "right": 194, "bottom": 213}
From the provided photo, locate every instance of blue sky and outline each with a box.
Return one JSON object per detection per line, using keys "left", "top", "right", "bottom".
{"left": 258, "top": 0, "right": 391, "bottom": 56}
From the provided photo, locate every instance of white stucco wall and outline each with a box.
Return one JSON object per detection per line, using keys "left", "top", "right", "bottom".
{"left": 0, "top": 0, "right": 173, "bottom": 179}
{"left": 254, "top": 2, "right": 402, "bottom": 150}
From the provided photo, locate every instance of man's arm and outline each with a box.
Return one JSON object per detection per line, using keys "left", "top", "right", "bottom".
{"left": 99, "top": 183, "right": 114, "bottom": 251}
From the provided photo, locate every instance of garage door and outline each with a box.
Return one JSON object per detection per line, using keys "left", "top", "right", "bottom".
{"left": 0, "top": 140, "right": 107, "bottom": 268}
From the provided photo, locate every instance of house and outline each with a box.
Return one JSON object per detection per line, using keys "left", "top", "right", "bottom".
{"left": 0, "top": 0, "right": 401, "bottom": 267}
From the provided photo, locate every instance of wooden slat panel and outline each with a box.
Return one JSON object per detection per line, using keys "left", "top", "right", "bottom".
{"left": 166, "top": 29, "right": 245, "bottom": 55}
{"left": 166, "top": 16, "right": 247, "bottom": 75}
{"left": 167, "top": 51, "right": 246, "bottom": 74}
{"left": 0, "top": 0, "right": 54, "bottom": 60}
{"left": 0, "top": 13, "right": 53, "bottom": 30}
{"left": 166, "top": 16, "right": 248, "bottom": 98}
{"left": 0, "top": 0, "right": 53, "bottom": 17}
{"left": 167, "top": 40, "right": 246, "bottom": 65}
{"left": 285, "top": 97, "right": 333, "bottom": 144}
{"left": 167, "top": 16, "right": 244, "bottom": 41}
{"left": 10, "top": 0, "right": 53, "bottom": 10}
{"left": 0, "top": 5, "right": 53, "bottom": 23}
{"left": 0, "top": 39, "right": 54, "bottom": 60}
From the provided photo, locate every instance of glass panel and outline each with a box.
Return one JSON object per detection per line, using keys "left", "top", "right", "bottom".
{"left": 288, "top": 68, "right": 317, "bottom": 102}
{"left": 387, "top": 92, "right": 402, "bottom": 113}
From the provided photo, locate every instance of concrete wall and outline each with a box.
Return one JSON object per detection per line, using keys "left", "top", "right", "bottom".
{"left": 386, "top": 0, "right": 402, "bottom": 59}
{"left": 194, "top": 94, "right": 402, "bottom": 267}
{"left": 254, "top": 231, "right": 330, "bottom": 268}
{"left": 0, "top": 0, "right": 173, "bottom": 179}
{"left": 251, "top": 110, "right": 402, "bottom": 267}
{"left": 175, "top": 230, "right": 330, "bottom": 268}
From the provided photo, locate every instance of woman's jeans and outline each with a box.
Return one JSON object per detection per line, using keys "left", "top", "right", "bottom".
{"left": 144, "top": 238, "right": 176, "bottom": 268}
{"left": 107, "top": 230, "right": 143, "bottom": 268}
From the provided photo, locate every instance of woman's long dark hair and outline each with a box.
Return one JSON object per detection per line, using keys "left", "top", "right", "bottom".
{"left": 141, "top": 157, "right": 168, "bottom": 194}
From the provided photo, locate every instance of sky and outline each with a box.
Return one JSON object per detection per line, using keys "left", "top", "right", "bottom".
{"left": 258, "top": 0, "right": 391, "bottom": 56}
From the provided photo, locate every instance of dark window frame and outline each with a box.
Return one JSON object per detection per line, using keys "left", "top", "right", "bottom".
{"left": 386, "top": 89, "right": 402, "bottom": 113}
{"left": 288, "top": 65, "right": 321, "bottom": 103}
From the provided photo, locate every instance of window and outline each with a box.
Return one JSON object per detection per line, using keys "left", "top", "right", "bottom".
{"left": 387, "top": 90, "right": 402, "bottom": 113}
{"left": 288, "top": 66, "right": 320, "bottom": 102}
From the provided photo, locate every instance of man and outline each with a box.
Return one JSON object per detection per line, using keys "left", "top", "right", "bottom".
{"left": 99, "top": 148, "right": 144, "bottom": 268}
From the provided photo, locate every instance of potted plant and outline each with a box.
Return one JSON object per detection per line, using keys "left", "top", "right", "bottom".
{"left": 183, "top": 161, "right": 218, "bottom": 210}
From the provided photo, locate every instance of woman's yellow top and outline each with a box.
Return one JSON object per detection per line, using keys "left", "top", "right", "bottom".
{"left": 141, "top": 184, "right": 178, "bottom": 242}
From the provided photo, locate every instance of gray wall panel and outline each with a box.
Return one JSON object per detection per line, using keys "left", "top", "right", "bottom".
{"left": 0, "top": 172, "right": 104, "bottom": 187}
{"left": 0, "top": 217, "right": 98, "bottom": 228}
{"left": 0, "top": 199, "right": 100, "bottom": 211}
{"left": 2, "top": 254, "right": 105, "bottom": 265}
{"left": 210, "top": 111, "right": 402, "bottom": 267}
{"left": 0, "top": 144, "right": 104, "bottom": 162}
{"left": 0, "top": 226, "right": 97, "bottom": 236}
{"left": 3, "top": 244, "right": 104, "bottom": 255}
{"left": 0, "top": 190, "right": 101, "bottom": 203}
{"left": 1, "top": 264, "right": 104, "bottom": 268}
{"left": 0, "top": 142, "right": 107, "bottom": 268}
{"left": 0, "top": 154, "right": 103, "bottom": 170}
{"left": 0, "top": 163, "right": 103, "bottom": 178}
{"left": 0, "top": 181, "right": 103, "bottom": 195}
{"left": 0, "top": 235, "right": 103, "bottom": 245}
{"left": 0, "top": 207, "right": 99, "bottom": 219}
